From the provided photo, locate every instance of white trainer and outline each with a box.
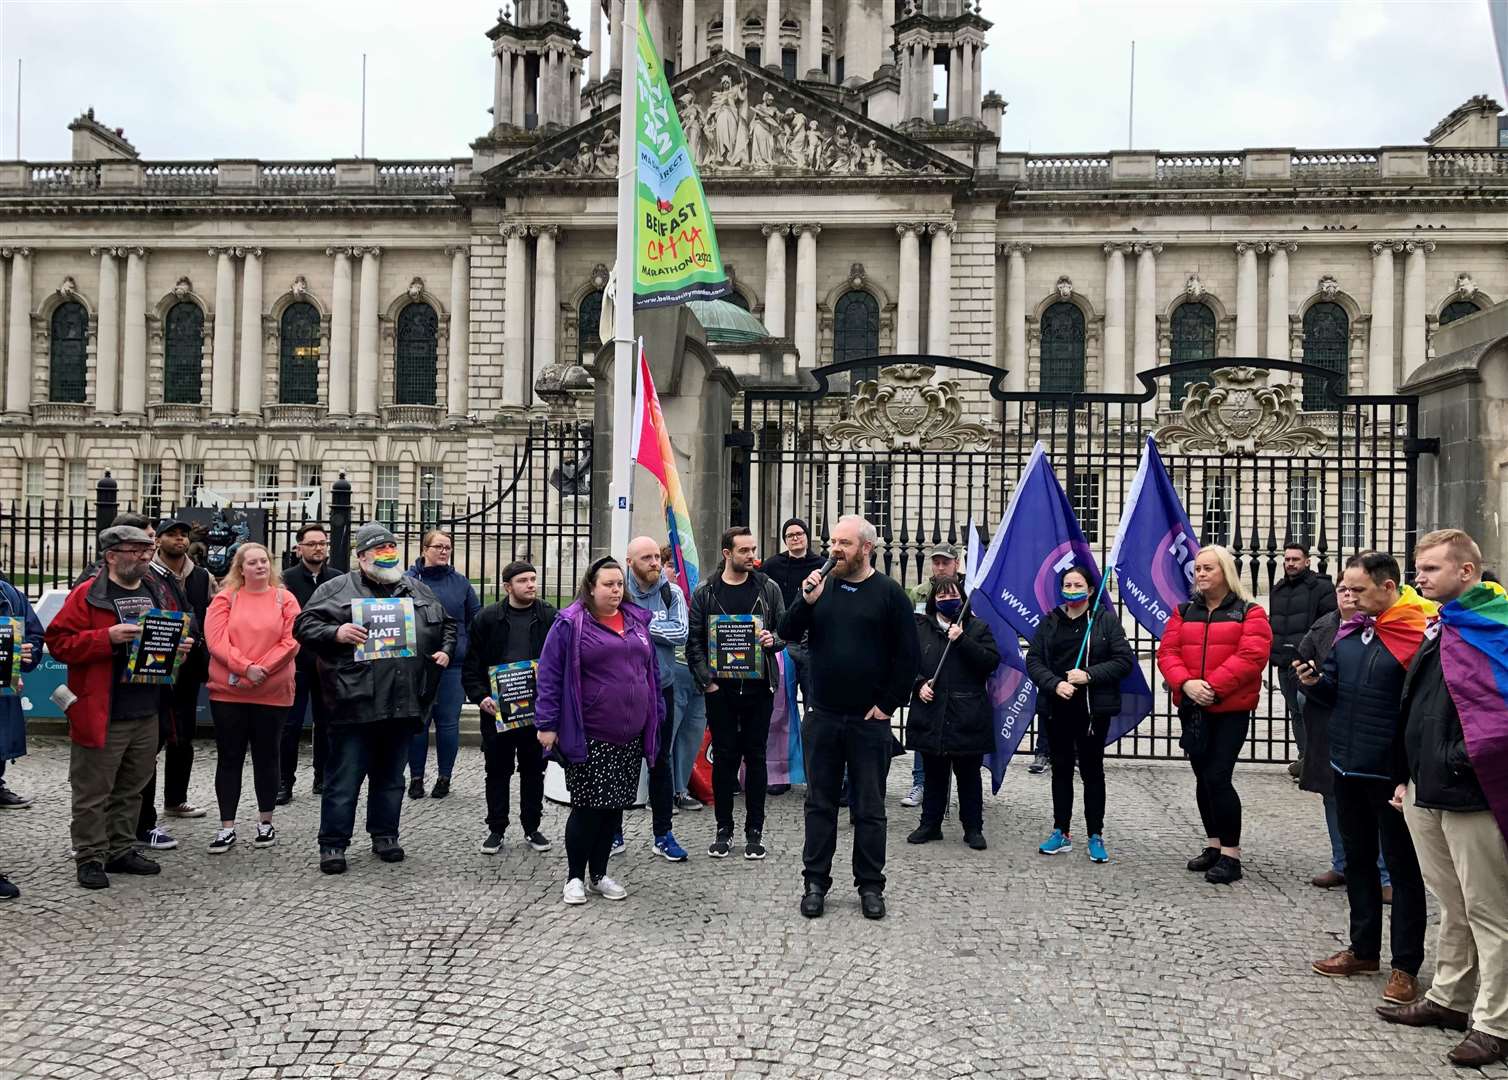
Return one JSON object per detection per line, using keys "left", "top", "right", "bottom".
{"left": 589, "top": 875, "right": 628, "bottom": 900}
{"left": 562, "top": 878, "right": 588, "bottom": 905}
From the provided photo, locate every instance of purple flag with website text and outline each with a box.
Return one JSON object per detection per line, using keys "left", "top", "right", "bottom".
{"left": 1108, "top": 436, "right": 1199, "bottom": 640}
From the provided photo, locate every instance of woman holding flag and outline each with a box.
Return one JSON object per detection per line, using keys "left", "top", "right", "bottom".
{"left": 1025, "top": 565, "right": 1135, "bottom": 864}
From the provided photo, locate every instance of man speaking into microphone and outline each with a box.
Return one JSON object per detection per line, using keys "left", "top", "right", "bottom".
{"left": 781, "top": 515, "right": 919, "bottom": 920}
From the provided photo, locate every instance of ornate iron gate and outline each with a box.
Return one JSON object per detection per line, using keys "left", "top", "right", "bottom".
{"left": 734, "top": 355, "right": 1430, "bottom": 762}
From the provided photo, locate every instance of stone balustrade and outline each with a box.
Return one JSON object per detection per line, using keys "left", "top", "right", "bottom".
{"left": 0, "top": 160, "right": 467, "bottom": 196}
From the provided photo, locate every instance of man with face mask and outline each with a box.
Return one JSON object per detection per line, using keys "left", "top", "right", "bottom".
{"left": 294, "top": 522, "right": 456, "bottom": 875}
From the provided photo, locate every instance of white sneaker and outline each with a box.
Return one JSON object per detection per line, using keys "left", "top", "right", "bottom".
{"left": 146, "top": 827, "right": 179, "bottom": 850}
{"left": 166, "top": 802, "right": 207, "bottom": 819}
{"left": 562, "top": 878, "right": 588, "bottom": 905}
{"left": 207, "top": 828, "right": 236, "bottom": 854}
{"left": 254, "top": 823, "right": 276, "bottom": 848}
{"left": 589, "top": 875, "right": 628, "bottom": 901}
{"left": 901, "top": 784, "right": 924, "bottom": 808}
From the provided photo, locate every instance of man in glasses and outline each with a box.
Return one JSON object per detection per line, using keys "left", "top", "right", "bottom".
{"left": 278, "top": 523, "right": 342, "bottom": 803}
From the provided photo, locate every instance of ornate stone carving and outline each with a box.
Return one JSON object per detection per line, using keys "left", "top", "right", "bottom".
{"left": 59, "top": 276, "right": 78, "bottom": 298}
{"left": 1055, "top": 275, "right": 1074, "bottom": 300}
{"left": 1317, "top": 275, "right": 1340, "bottom": 301}
{"left": 1153, "top": 366, "right": 1328, "bottom": 456}
{"left": 407, "top": 276, "right": 425, "bottom": 300}
{"left": 174, "top": 276, "right": 193, "bottom": 299}
{"left": 291, "top": 275, "right": 308, "bottom": 298}
{"left": 590, "top": 262, "right": 610, "bottom": 290}
{"left": 1184, "top": 273, "right": 1204, "bottom": 301}
{"left": 1455, "top": 273, "right": 1476, "bottom": 298}
{"left": 823, "top": 364, "right": 992, "bottom": 451}
{"left": 847, "top": 263, "right": 867, "bottom": 289}
{"left": 1, "top": 246, "right": 32, "bottom": 258}
{"left": 1404, "top": 240, "right": 1436, "bottom": 255}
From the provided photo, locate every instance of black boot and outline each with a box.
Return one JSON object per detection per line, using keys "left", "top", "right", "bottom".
{"left": 1186, "top": 846, "right": 1220, "bottom": 872}
{"left": 1205, "top": 855, "right": 1243, "bottom": 884}
{"left": 800, "top": 884, "right": 826, "bottom": 918}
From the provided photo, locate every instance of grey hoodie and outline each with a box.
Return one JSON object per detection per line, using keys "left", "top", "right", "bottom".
{"left": 625, "top": 570, "right": 689, "bottom": 689}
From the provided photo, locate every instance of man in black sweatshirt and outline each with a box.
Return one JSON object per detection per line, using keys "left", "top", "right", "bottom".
{"left": 781, "top": 514, "right": 919, "bottom": 921}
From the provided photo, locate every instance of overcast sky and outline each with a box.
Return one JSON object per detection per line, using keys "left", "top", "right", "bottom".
{"left": 0, "top": 1, "right": 1501, "bottom": 162}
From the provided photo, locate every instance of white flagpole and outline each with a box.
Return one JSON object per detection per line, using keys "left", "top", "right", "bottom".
{"left": 609, "top": 1, "right": 641, "bottom": 558}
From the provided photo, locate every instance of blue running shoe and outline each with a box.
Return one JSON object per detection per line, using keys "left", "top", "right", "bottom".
{"left": 609, "top": 832, "right": 626, "bottom": 858}
{"left": 1038, "top": 829, "right": 1072, "bottom": 855}
{"left": 1087, "top": 834, "right": 1109, "bottom": 863}
{"left": 653, "top": 832, "right": 689, "bottom": 862}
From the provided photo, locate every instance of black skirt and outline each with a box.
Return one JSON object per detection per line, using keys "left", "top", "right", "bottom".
{"left": 564, "top": 737, "right": 644, "bottom": 809}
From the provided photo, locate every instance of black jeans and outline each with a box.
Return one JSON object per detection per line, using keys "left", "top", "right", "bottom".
{"left": 210, "top": 700, "right": 282, "bottom": 821}
{"left": 482, "top": 722, "right": 544, "bottom": 835}
{"left": 648, "top": 685, "right": 675, "bottom": 837}
{"left": 565, "top": 806, "right": 623, "bottom": 882}
{"left": 706, "top": 684, "right": 774, "bottom": 835}
{"left": 1045, "top": 707, "right": 1111, "bottom": 836}
{"left": 317, "top": 719, "right": 412, "bottom": 851}
{"left": 1333, "top": 773, "right": 1427, "bottom": 974}
{"left": 801, "top": 707, "right": 892, "bottom": 894}
{"left": 136, "top": 677, "right": 201, "bottom": 838}
{"left": 279, "top": 666, "right": 331, "bottom": 791}
{"left": 1187, "top": 710, "right": 1249, "bottom": 847}
{"left": 919, "top": 752, "right": 984, "bottom": 832}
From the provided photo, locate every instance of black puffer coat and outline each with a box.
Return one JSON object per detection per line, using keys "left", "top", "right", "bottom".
{"left": 1268, "top": 569, "right": 1337, "bottom": 668}
{"left": 1400, "top": 633, "right": 1489, "bottom": 813}
{"left": 904, "top": 612, "right": 1000, "bottom": 756}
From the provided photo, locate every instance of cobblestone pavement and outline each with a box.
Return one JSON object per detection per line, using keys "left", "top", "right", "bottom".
{"left": 2, "top": 737, "right": 1505, "bottom": 1080}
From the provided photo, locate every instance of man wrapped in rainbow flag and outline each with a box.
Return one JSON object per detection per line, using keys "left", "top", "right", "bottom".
{"left": 1376, "top": 529, "right": 1508, "bottom": 1069}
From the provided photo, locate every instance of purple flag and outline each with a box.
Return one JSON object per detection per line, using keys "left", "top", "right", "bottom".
{"left": 1108, "top": 436, "right": 1199, "bottom": 640}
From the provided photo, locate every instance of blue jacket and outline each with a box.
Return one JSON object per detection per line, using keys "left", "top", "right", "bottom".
{"left": 1308, "top": 623, "right": 1411, "bottom": 781}
{"left": 406, "top": 561, "right": 481, "bottom": 666}
{"left": 624, "top": 571, "right": 688, "bottom": 689}
{"left": 0, "top": 578, "right": 45, "bottom": 761}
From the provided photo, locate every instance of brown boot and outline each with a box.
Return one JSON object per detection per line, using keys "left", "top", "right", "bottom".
{"left": 1447, "top": 1030, "right": 1508, "bottom": 1068}
{"left": 1376, "top": 998, "right": 1470, "bottom": 1031}
{"left": 1310, "top": 869, "right": 1346, "bottom": 888}
{"left": 1382, "top": 970, "right": 1419, "bottom": 1005}
{"left": 1313, "top": 949, "right": 1380, "bottom": 977}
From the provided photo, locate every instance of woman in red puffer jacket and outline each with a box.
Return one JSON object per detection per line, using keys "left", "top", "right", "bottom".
{"left": 1157, "top": 544, "right": 1271, "bottom": 886}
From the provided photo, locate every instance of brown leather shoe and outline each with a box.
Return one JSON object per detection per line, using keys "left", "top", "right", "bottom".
{"left": 1447, "top": 1029, "right": 1508, "bottom": 1068}
{"left": 1382, "top": 885, "right": 1393, "bottom": 905}
{"left": 1382, "top": 969, "right": 1419, "bottom": 1005}
{"left": 1313, "top": 949, "right": 1380, "bottom": 977}
{"left": 1311, "top": 869, "right": 1346, "bottom": 888}
{"left": 1376, "top": 998, "right": 1470, "bottom": 1031}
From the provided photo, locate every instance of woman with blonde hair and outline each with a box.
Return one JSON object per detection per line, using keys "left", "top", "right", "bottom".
{"left": 1157, "top": 544, "right": 1272, "bottom": 884}
{"left": 203, "top": 543, "right": 301, "bottom": 853}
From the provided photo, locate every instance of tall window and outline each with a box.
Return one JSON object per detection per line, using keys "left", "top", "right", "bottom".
{"left": 1202, "top": 474, "right": 1231, "bottom": 547}
{"left": 745, "top": 45, "right": 762, "bottom": 65}
{"left": 1340, "top": 475, "right": 1367, "bottom": 550}
{"left": 781, "top": 47, "right": 799, "bottom": 80}
{"left": 253, "top": 463, "right": 280, "bottom": 501}
{"left": 163, "top": 302, "right": 205, "bottom": 404}
{"left": 1169, "top": 302, "right": 1216, "bottom": 407}
{"left": 23, "top": 460, "right": 46, "bottom": 510}
{"left": 375, "top": 465, "right": 401, "bottom": 528}
{"left": 1439, "top": 299, "right": 1482, "bottom": 325}
{"left": 1301, "top": 302, "right": 1348, "bottom": 410}
{"left": 66, "top": 461, "right": 89, "bottom": 512}
{"left": 394, "top": 302, "right": 438, "bottom": 406}
{"left": 297, "top": 463, "right": 321, "bottom": 493}
{"left": 1039, "top": 302, "right": 1086, "bottom": 393}
{"left": 1071, "top": 472, "right": 1102, "bottom": 544}
{"left": 180, "top": 462, "right": 204, "bottom": 506}
{"left": 279, "top": 302, "right": 321, "bottom": 405}
{"left": 49, "top": 301, "right": 88, "bottom": 403}
{"left": 139, "top": 462, "right": 162, "bottom": 520}
{"left": 833, "top": 290, "right": 880, "bottom": 383}
{"left": 578, "top": 288, "right": 604, "bottom": 347}
{"left": 1288, "top": 474, "right": 1318, "bottom": 549}
{"left": 863, "top": 463, "right": 891, "bottom": 536}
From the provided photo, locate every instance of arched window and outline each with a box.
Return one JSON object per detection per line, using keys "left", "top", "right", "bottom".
{"left": 725, "top": 291, "right": 750, "bottom": 311}
{"left": 1301, "top": 301, "right": 1349, "bottom": 410}
{"left": 833, "top": 290, "right": 880, "bottom": 383}
{"left": 49, "top": 301, "right": 88, "bottom": 403}
{"left": 1169, "top": 302, "right": 1216, "bottom": 407}
{"left": 1039, "top": 301, "right": 1085, "bottom": 393}
{"left": 1440, "top": 299, "right": 1482, "bottom": 325}
{"left": 395, "top": 302, "right": 439, "bottom": 406}
{"left": 278, "top": 302, "right": 321, "bottom": 405}
{"left": 163, "top": 302, "right": 205, "bottom": 404}
{"left": 579, "top": 288, "right": 604, "bottom": 347}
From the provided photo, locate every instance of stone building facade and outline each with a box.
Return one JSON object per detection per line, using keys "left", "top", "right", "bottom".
{"left": 0, "top": 0, "right": 1504, "bottom": 526}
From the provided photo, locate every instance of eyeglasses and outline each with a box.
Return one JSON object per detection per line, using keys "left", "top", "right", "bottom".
{"left": 783, "top": 532, "right": 805, "bottom": 540}
{"left": 426, "top": 544, "right": 452, "bottom": 552}
{"left": 299, "top": 540, "right": 329, "bottom": 548}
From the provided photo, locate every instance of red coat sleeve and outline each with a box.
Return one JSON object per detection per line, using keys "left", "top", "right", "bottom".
{"left": 1205, "top": 606, "right": 1272, "bottom": 701}
{"left": 1156, "top": 608, "right": 1194, "bottom": 694}
{"left": 44, "top": 582, "right": 114, "bottom": 666}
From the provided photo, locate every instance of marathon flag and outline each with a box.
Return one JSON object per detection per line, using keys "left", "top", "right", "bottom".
{"left": 1107, "top": 436, "right": 1199, "bottom": 640}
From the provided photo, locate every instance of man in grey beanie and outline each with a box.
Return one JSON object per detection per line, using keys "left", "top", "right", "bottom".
{"left": 294, "top": 522, "right": 456, "bottom": 875}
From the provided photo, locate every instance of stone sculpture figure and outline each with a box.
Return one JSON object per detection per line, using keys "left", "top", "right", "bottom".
{"left": 709, "top": 76, "right": 749, "bottom": 166}
{"left": 678, "top": 91, "right": 710, "bottom": 166}
{"left": 750, "top": 92, "right": 783, "bottom": 168}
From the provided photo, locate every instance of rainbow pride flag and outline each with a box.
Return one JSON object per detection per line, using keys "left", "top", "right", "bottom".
{"left": 1335, "top": 593, "right": 1431, "bottom": 669}
{"left": 1438, "top": 581, "right": 1508, "bottom": 839}
{"left": 631, "top": 342, "right": 700, "bottom": 596}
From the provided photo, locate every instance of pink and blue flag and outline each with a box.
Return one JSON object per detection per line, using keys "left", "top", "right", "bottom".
{"left": 631, "top": 342, "right": 700, "bottom": 595}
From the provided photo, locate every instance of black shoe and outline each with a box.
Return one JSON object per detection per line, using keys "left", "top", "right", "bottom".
{"left": 408, "top": 778, "right": 425, "bottom": 800}
{"left": 907, "top": 825, "right": 943, "bottom": 844}
{"left": 768, "top": 784, "right": 791, "bottom": 796}
{"left": 311, "top": 778, "right": 324, "bottom": 795}
{"left": 525, "top": 830, "right": 552, "bottom": 852}
{"left": 860, "top": 891, "right": 886, "bottom": 920}
{"left": 104, "top": 850, "right": 161, "bottom": 875}
{"left": 800, "top": 885, "right": 826, "bottom": 918}
{"left": 744, "top": 830, "right": 766, "bottom": 860}
{"left": 0, "top": 784, "right": 33, "bottom": 808}
{"left": 0, "top": 873, "right": 19, "bottom": 899}
{"left": 319, "top": 847, "right": 347, "bottom": 875}
{"left": 964, "top": 830, "right": 988, "bottom": 851}
{"left": 431, "top": 777, "right": 451, "bottom": 799}
{"left": 708, "top": 829, "right": 732, "bottom": 858}
{"left": 372, "top": 837, "right": 406, "bottom": 863}
{"left": 76, "top": 861, "right": 109, "bottom": 889}
{"left": 1027, "top": 753, "right": 1048, "bottom": 775}
{"left": 1205, "top": 855, "right": 1243, "bottom": 884}
{"left": 275, "top": 785, "right": 293, "bottom": 806}
{"left": 1187, "top": 846, "right": 1220, "bottom": 872}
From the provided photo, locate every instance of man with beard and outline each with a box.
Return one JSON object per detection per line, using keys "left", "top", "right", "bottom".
{"left": 781, "top": 515, "right": 918, "bottom": 920}
{"left": 278, "top": 524, "right": 341, "bottom": 803}
{"left": 294, "top": 522, "right": 456, "bottom": 875}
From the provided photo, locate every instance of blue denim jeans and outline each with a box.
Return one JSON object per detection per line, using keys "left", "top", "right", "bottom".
{"left": 670, "top": 661, "right": 706, "bottom": 795}
{"left": 408, "top": 666, "right": 463, "bottom": 781}
{"left": 911, "top": 752, "right": 926, "bottom": 787}
{"left": 318, "top": 719, "right": 412, "bottom": 850}
{"left": 1324, "top": 791, "right": 1391, "bottom": 885}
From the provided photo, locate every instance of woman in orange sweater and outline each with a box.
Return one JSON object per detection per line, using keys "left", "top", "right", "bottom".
{"left": 203, "top": 544, "right": 300, "bottom": 853}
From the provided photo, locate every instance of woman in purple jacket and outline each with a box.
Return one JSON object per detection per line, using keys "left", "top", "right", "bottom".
{"left": 536, "top": 556, "right": 663, "bottom": 905}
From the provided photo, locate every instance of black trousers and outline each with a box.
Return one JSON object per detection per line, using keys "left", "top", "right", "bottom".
{"left": 1333, "top": 773, "right": 1427, "bottom": 974}
{"left": 210, "top": 700, "right": 283, "bottom": 821}
{"left": 136, "top": 677, "right": 202, "bottom": 838}
{"left": 919, "top": 752, "right": 984, "bottom": 832}
{"left": 1045, "top": 706, "right": 1111, "bottom": 836}
{"left": 1187, "top": 711, "right": 1249, "bottom": 847}
{"left": 279, "top": 666, "right": 331, "bottom": 790}
{"left": 707, "top": 684, "right": 774, "bottom": 835}
{"left": 801, "top": 707, "right": 892, "bottom": 894}
{"left": 565, "top": 806, "right": 623, "bottom": 882}
{"left": 648, "top": 685, "right": 675, "bottom": 837}
{"left": 482, "top": 722, "right": 545, "bottom": 835}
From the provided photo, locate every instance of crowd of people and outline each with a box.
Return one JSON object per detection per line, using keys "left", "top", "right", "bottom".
{"left": 0, "top": 510, "right": 1503, "bottom": 1066}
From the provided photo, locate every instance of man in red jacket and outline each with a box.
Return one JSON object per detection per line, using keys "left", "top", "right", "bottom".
{"left": 46, "top": 525, "right": 194, "bottom": 890}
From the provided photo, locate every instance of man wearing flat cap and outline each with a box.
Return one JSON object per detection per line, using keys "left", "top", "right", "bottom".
{"left": 294, "top": 522, "right": 456, "bottom": 875}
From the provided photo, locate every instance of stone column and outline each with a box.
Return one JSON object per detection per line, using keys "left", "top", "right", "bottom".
{"left": 805, "top": 0, "right": 822, "bottom": 77}
{"left": 4, "top": 248, "right": 30, "bottom": 416}
{"left": 947, "top": 47, "right": 961, "bottom": 120}
{"left": 610, "top": 0, "right": 625, "bottom": 72}
{"left": 93, "top": 247, "right": 121, "bottom": 415}
{"left": 533, "top": 225, "right": 560, "bottom": 387}
{"left": 539, "top": 50, "right": 555, "bottom": 127}
{"left": 238, "top": 247, "right": 264, "bottom": 419}
{"left": 926, "top": 223, "right": 954, "bottom": 355}
{"left": 723, "top": 0, "right": 738, "bottom": 52}
{"left": 1003, "top": 242, "right": 1029, "bottom": 392}
{"left": 592, "top": 3, "right": 604, "bottom": 84}
{"left": 356, "top": 247, "right": 381, "bottom": 420}
{"left": 1368, "top": 240, "right": 1398, "bottom": 394}
{"left": 496, "top": 52, "right": 514, "bottom": 127}
{"left": 1266, "top": 241, "right": 1294, "bottom": 364}
{"left": 512, "top": 53, "right": 527, "bottom": 126}
{"left": 762, "top": 224, "right": 788, "bottom": 338}
{"left": 446, "top": 245, "right": 470, "bottom": 422}
{"left": 684, "top": 0, "right": 699, "bottom": 70}
{"left": 898, "top": 43, "right": 911, "bottom": 118}
{"left": 1403, "top": 239, "right": 1433, "bottom": 380}
{"left": 793, "top": 223, "right": 820, "bottom": 364}
{"left": 503, "top": 225, "right": 529, "bottom": 407}
{"left": 896, "top": 223, "right": 921, "bottom": 353}
{"left": 1133, "top": 242, "right": 1160, "bottom": 376}
{"left": 327, "top": 247, "right": 353, "bottom": 416}
{"left": 1234, "top": 241, "right": 1259, "bottom": 356}
{"left": 121, "top": 248, "right": 147, "bottom": 417}
{"left": 1101, "top": 242, "right": 1127, "bottom": 393}
{"left": 912, "top": 43, "right": 930, "bottom": 119}
{"left": 210, "top": 247, "right": 238, "bottom": 417}
{"left": 764, "top": 0, "right": 779, "bottom": 66}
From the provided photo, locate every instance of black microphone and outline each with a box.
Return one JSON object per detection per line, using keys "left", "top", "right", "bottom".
{"left": 804, "top": 556, "right": 838, "bottom": 595}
